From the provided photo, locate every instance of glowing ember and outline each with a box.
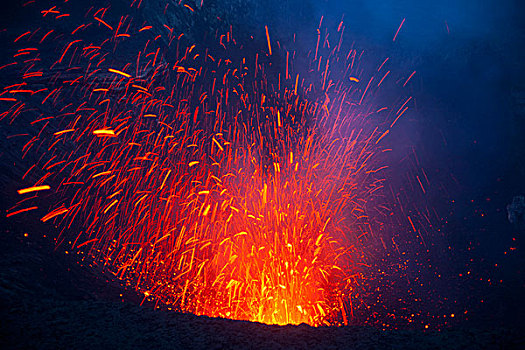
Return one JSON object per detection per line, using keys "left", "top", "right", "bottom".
{"left": 3, "top": 2, "right": 414, "bottom": 326}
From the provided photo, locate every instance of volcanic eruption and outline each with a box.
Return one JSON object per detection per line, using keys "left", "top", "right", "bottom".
{"left": 4, "top": 0, "right": 416, "bottom": 327}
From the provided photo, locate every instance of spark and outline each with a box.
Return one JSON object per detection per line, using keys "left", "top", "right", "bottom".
{"left": 17, "top": 185, "right": 51, "bottom": 194}
{"left": 6, "top": 206, "right": 38, "bottom": 217}
{"left": 108, "top": 68, "right": 132, "bottom": 78}
{"left": 93, "top": 129, "right": 115, "bottom": 136}
{"left": 265, "top": 26, "right": 272, "bottom": 55}
{"left": 41, "top": 206, "right": 68, "bottom": 222}
{"left": 393, "top": 18, "right": 406, "bottom": 42}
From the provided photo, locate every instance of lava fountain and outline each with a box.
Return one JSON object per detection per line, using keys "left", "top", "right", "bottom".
{"left": 3, "top": 1, "right": 414, "bottom": 326}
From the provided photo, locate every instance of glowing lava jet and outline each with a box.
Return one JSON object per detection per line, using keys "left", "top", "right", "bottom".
{"left": 3, "top": 2, "right": 414, "bottom": 326}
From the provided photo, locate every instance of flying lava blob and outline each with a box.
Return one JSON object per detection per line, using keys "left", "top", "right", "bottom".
{"left": 3, "top": 1, "right": 417, "bottom": 327}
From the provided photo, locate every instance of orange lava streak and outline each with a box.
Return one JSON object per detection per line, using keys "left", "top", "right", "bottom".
{"left": 6, "top": 206, "right": 38, "bottom": 217}
{"left": 265, "top": 26, "right": 272, "bottom": 56}
{"left": 93, "top": 129, "right": 115, "bottom": 136}
{"left": 41, "top": 206, "right": 68, "bottom": 222}
{"left": 108, "top": 68, "right": 132, "bottom": 78}
{"left": 17, "top": 185, "right": 51, "bottom": 194}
